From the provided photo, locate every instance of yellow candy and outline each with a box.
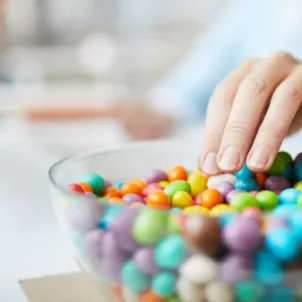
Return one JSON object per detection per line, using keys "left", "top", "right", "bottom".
{"left": 159, "top": 181, "right": 170, "bottom": 189}
{"left": 183, "top": 205, "right": 210, "bottom": 215}
{"left": 210, "top": 204, "right": 235, "bottom": 217}
{"left": 295, "top": 181, "right": 302, "bottom": 191}
{"left": 188, "top": 173, "right": 208, "bottom": 197}
{"left": 172, "top": 191, "right": 193, "bottom": 209}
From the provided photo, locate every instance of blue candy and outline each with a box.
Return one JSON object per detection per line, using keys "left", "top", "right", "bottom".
{"left": 283, "top": 166, "right": 294, "bottom": 181}
{"left": 265, "top": 227, "right": 299, "bottom": 261}
{"left": 264, "top": 286, "right": 295, "bottom": 302}
{"left": 272, "top": 204, "right": 298, "bottom": 217}
{"left": 234, "top": 179, "right": 260, "bottom": 191}
{"left": 113, "top": 181, "right": 124, "bottom": 189}
{"left": 278, "top": 188, "right": 301, "bottom": 205}
{"left": 152, "top": 272, "right": 176, "bottom": 297}
{"left": 289, "top": 210, "right": 302, "bottom": 240}
{"left": 121, "top": 261, "right": 149, "bottom": 293}
{"left": 98, "top": 204, "right": 124, "bottom": 230}
{"left": 220, "top": 212, "right": 238, "bottom": 227}
{"left": 295, "top": 161, "right": 302, "bottom": 181}
{"left": 234, "top": 163, "right": 254, "bottom": 180}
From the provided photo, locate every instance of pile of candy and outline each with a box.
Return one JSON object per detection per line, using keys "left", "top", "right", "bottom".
{"left": 64, "top": 151, "right": 302, "bottom": 302}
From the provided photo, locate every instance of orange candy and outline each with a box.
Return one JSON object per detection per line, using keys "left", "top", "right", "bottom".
{"left": 147, "top": 191, "right": 170, "bottom": 208}
{"left": 105, "top": 186, "right": 122, "bottom": 198}
{"left": 199, "top": 189, "right": 223, "bottom": 209}
{"left": 255, "top": 172, "right": 267, "bottom": 189}
{"left": 108, "top": 197, "right": 124, "bottom": 204}
{"left": 128, "top": 178, "right": 147, "bottom": 190}
{"left": 121, "top": 182, "right": 143, "bottom": 196}
{"left": 140, "top": 290, "right": 166, "bottom": 302}
{"left": 78, "top": 182, "right": 93, "bottom": 193}
{"left": 168, "top": 165, "right": 188, "bottom": 182}
{"left": 109, "top": 284, "right": 123, "bottom": 301}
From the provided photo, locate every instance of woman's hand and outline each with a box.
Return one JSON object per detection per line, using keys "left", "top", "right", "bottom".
{"left": 200, "top": 51, "right": 302, "bottom": 175}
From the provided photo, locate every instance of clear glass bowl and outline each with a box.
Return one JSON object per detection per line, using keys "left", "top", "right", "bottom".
{"left": 48, "top": 140, "right": 302, "bottom": 302}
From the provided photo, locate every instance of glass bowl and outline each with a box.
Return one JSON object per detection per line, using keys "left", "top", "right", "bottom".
{"left": 49, "top": 140, "right": 302, "bottom": 302}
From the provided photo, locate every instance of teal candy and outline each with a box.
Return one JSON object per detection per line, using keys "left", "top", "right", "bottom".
{"left": 264, "top": 286, "right": 295, "bottom": 302}
{"left": 121, "top": 261, "right": 149, "bottom": 293}
{"left": 278, "top": 188, "right": 301, "bottom": 205}
{"left": 265, "top": 227, "right": 299, "bottom": 261}
{"left": 81, "top": 173, "right": 105, "bottom": 195}
{"left": 295, "top": 161, "right": 302, "bottom": 181}
{"left": 283, "top": 166, "right": 293, "bottom": 181}
{"left": 234, "top": 179, "right": 260, "bottom": 191}
{"left": 98, "top": 204, "right": 124, "bottom": 230}
{"left": 272, "top": 204, "right": 298, "bottom": 217}
{"left": 152, "top": 272, "right": 176, "bottom": 297}
{"left": 279, "top": 151, "right": 293, "bottom": 167}
{"left": 155, "top": 235, "right": 186, "bottom": 269}
{"left": 113, "top": 181, "right": 124, "bottom": 189}
{"left": 235, "top": 280, "right": 265, "bottom": 302}
{"left": 234, "top": 163, "right": 254, "bottom": 180}
{"left": 220, "top": 212, "right": 238, "bottom": 227}
{"left": 289, "top": 210, "right": 302, "bottom": 240}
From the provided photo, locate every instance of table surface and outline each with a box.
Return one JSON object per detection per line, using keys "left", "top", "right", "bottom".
{"left": 0, "top": 117, "right": 300, "bottom": 302}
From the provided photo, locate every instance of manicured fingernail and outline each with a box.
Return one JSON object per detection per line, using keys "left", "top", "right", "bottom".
{"left": 248, "top": 146, "right": 269, "bottom": 169}
{"left": 201, "top": 152, "right": 220, "bottom": 175}
{"left": 218, "top": 146, "right": 240, "bottom": 171}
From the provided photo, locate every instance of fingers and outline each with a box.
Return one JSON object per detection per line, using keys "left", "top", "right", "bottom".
{"left": 200, "top": 58, "right": 258, "bottom": 174}
{"left": 247, "top": 66, "right": 302, "bottom": 171}
{"left": 216, "top": 52, "right": 295, "bottom": 173}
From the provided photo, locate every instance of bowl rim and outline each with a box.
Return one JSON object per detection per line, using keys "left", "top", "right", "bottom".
{"left": 48, "top": 138, "right": 195, "bottom": 199}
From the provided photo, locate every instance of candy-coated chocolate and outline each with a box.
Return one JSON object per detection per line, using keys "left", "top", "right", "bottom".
{"left": 216, "top": 181, "right": 234, "bottom": 200}
{"left": 123, "top": 193, "right": 145, "bottom": 205}
{"left": 210, "top": 204, "right": 235, "bottom": 217}
{"left": 145, "top": 169, "right": 168, "bottom": 184}
{"left": 265, "top": 175, "right": 291, "bottom": 190}
{"left": 151, "top": 272, "right": 176, "bottom": 297}
{"left": 66, "top": 183, "right": 85, "bottom": 194}
{"left": 226, "top": 189, "right": 245, "bottom": 204}
{"left": 207, "top": 174, "right": 237, "bottom": 189}
{"left": 230, "top": 192, "right": 259, "bottom": 212}
{"left": 78, "top": 182, "right": 93, "bottom": 193}
{"left": 256, "top": 190, "right": 278, "bottom": 210}
{"left": 164, "top": 180, "right": 191, "bottom": 200}
{"left": 278, "top": 188, "right": 301, "bottom": 205}
{"left": 121, "top": 182, "right": 143, "bottom": 196}
{"left": 133, "top": 247, "right": 160, "bottom": 275}
{"left": 234, "top": 179, "right": 260, "bottom": 191}
{"left": 295, "top": 161, "right": 302, "bottom": 181}
{"left": 143, "top": 183, "right": 164, "bottom": 197}
{"left": 168, "top": 165, "right": 188, "bottom": 182}
{"left": 204, "top": 281, "right": 234, "bottom": 302}
{"left": 105, "top": 186, "right": 122, "bottom": 198}
{"left": 254, "top": 172, "right": 267, "bottom": 189}
{"left": 267, "top": 153, "right": 286, "bottom": 176}
{"left": 172, "top": 191, "right": 193, "bottom": 209}
{"left": 80, "top": 173, "right": 105, "bottom": 195}
{"left": 187, "top": 173, "right": 207, "bottom": 197}
{"left": 199, "top": 189, "right": 223, "bottom": 209}
{"left": 147, "top": 191, "right": 170, "bottom": 208}
{"left": 234, "top": 163, "right": 254, "bottom": 180}
{"left": 182, "top": 205, "right": 210, "bottom": 215}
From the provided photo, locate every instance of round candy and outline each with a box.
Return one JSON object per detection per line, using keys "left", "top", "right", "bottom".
{"left": 230, "top": 192, "right": 259, "bottom": 212}
{"left": 185, "top": 215, "right": 221, "bottom": 255}
{"left": 133, "top": 247, "right": 160, "bottom": 275}
{"left": 199, "top": 189, "right": 223, "bottom": 209}
{"left": 279, "top": 151, "right": 293, "bottom": 166}
{"left": 113, "top": 181, "right": 124, "bottom": 189}
{"left": 278, "top": 188, "right": 301, "bottom": 205}
{"left": 295, "top": 180, "right": 302, "bottom": 191}
{"left": 83, "top": 229, "right": 104, "bottom": 259}
{"left": 172, "top": 191, "right": 193, "bottom": 209}
{"left": 121, "top": 182, "right": 143, "bottom": 196}
{"left": 78, "top": 182, "right": 93, "bottom": 193}
{"left": 104, "top": 179, "right": 112, "bottom": 189}
{"left": 80, "top": 173, "right": 105, "bottom": 195}
{"left": 121, "top": 261, "right": 150, "bottom": 293}
{"left": 143, "top": 183, "right": 164, "bottom": 197}
{"left": 265, "top": 175, "right": 291, "bottom": 190}
{"left": 167, "top": 216, "right": 181, "bottom": 234}
{"left": 179, "top": 254, "right": 217, "bottom": 284}
{"left": 223, "top": 216, "right": 262, "bottom": 253}
{"left": 147, "top": 191, "right": 170, "bottom": 208}
{"left": 272, "top": 204, "right": 298, "bottom": 217}
{"left": 242, "top": 207, "right": 262, "bottom": 218}
{"left": 164, "top": 180, "right": 191, "bottom": 200}
{"left": 234, "top": 163, "right": 254, "bottom": 180}
{"left": 235, "top": 280, "right": 265, "bottom": 302}
{"left": 226, "top": 189, "right": 245, "bottom": 204}
{"left": 289, "top": 210, "right": 302, "bottom": 240}
{"left": 158, "top": 181, "right": 169, "bottom": 189}
{"left": 182, "top": 205, "right": 210, "bottom": 215}
{"left": 295, "top": 152, "right": 302, "bottom": 163}
{"left": 219, "top": 254, "right": 253, "bottom": 283}
{"left": 85, "top": 192, "right": 96, "bottom": 199}
{"left": 105, "top": 186, "right": 122, "bottom": 198}
{"left": 234, "top": 179, "right": 260, "bottom": 191}
{"left": 123, "top": 193, "right": 145, "bottom": 205}
{"left": 204, "top": 281, "right": 234, "bottom": 302}
{"left": 255, "top": 172, "right": 267, "bottom": 189}
{"left": 219, "top": 212, "right": 238, "bottom": 227}
{"left": 107, "top": 197, "right": 124, "bottom": 205}
{"left": 210, "top": 204, "right": 235, "bottom": 217}
{"left": 66, "top": 183, "right": 85, "bottom": 194}
{"left": 295, "top": 160, "right": 302, "bottom": 181}
{"left": 283, "top": 166, "right": 294, "bottom": 181}
{"left": 256, "top": 190, "right": 278, "bottom": 210}
{"left": 146, "top": 169, "right": 168, "bottom": 184}
{"left": 155, "top": 235, "right": 186, "bottom": 269}
{"left": 152, "top": 272, "right": 176, "bottom": 298}
{"left": 100, "top": 256, "right": 125, "bottom": 283}
{"left": 207, "top": 174, "right": 237, "bottom": 189}
{"left": 265, "top": 227, "right": 300, "bottom": 261}
{"left": 168, "top": 165, "right": 188, "bottom": 182}
{"left": 100, "top": 231, "right": 127, "bottom": 259}
{"left": 140, "top": 291, "right": 166, "bottom": 302}
{"left": 128, "top": 178, "right": 147, "bottom": 190}
{"left": 132, "top": 208, "right": 168, "bottom": 245}
{"left": 187, "top": 173, "right": 207, "bottom": 197}
{"left": 267, "top": 153, "right": 286, "bottom": 175}
{"left": 216, "top": 181, "right": 234, "bottom": 200}
{"left": 176, "top": 277, "right": 205, "bottom": 302}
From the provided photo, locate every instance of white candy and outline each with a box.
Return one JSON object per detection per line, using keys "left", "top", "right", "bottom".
{"left": 204, "top": 281, "right": 234, "bottom": 302}
{"left": 207, "top": 174, "right": 237, "bottom": 189}
{"left": 176, "top": 277, "right": 205, "bottom": 302}
{"left": 179, "top": 254, "right": 217, "bottom": 284}
{"left": 123, "top": 287, "right": 139, "bottom": 302}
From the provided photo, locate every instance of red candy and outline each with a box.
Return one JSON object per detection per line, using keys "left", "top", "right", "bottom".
{"left": 242, "top": 207, "right": 262, "bottom": 218}
{"left": 66, "top": 183, "right": 85, "bottom": 194}
{"left": 143, "top": 183, "right": 163, "bottom": 197}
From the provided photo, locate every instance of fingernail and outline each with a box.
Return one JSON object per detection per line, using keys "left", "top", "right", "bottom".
{"left": 201, "top": 152, "right": 220, "bottom": 175}
{"left": 248, "top": 146, "right": 269, "bottom": 169}
{"left": 219, "top": 146, "right": 240, "bottom": 171}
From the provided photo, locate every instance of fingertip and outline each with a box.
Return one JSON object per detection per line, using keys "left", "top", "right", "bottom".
{"left": 199, "top": 152, "right": 221, "bottom": 175}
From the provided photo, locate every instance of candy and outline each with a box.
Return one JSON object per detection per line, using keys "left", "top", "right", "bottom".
{"left": 234, "top": 178, "right": 260, "bottom": 191}
{"left": 121, "top": 182, "right": 143, "bottom": 196}
{"left": 187, "top": 173, "right": 207, "bottom": 197}
{"left": 226, "top": 189, "right": 245, "bottom": 204}
{"left": 78, "top": 182, "right": 93, "bottom": 193}
{"left": 279, "top": 151, "right": 293, "bottom": 166}
{"left": 133, "top": 247, "right": 160, "bottom": 275}
{"left": 199, "top": 189, "right": 223, "bottom": 209}
{"left": 234, "top": 163, "right": 254, "bottom": 180}
{"left": 155, "top": 235, "right": 186, "bottom": 269}
{"left": 295, "top": 161, "right": 302, "bottom": 181}
{"left": 143, "top": 183, "right": 164, "bottom": 197}
{"left": 105, "top": 186, "right": 122, "bottom": 198}
{"left": 145, "top": 169, "right": 168, "bottom": 184}
{"left": 164, "top": 180, "right": 191, "bottom": 200}
{"left": 123, "top": 287, "right": 139, "bottom": 302}
{"left": 172, "top": 191, "right": 193, "bottom": 209}
{"left": 230, "top": 192, "right": 259, "bottom": 212}
{"left": 123, "top": 193, "right": 145, "bottom": 205}
{"left": 207, "top": 174, "right": 237, "bottom": 189}
{"left": 235, "top": 280, "right": 265, "bottom": 302}
{"left": 147, "top": 191, "right": 170, "bottom": 209}
{"left": 254, "top": 172, "right": 267, "bottom": 189}
{"left": 168, "top": 165, "right": 188, "bottom": 182}
{"left": 176, "top": 277, "right": 205, "bottom": 302}
{"left": 80, "top": 173, "right": 105, "bottom": 195}
{"left": 278, "top": 188, "right": 301, "bottom": 205}
{"left": 256, "top": 190, "right": 278, "bottom": 210}
{"left": 241, "top": 207, "right": 262, "bottom": 218}
{"left": 295, "top": 181, "right": 302, "bottom": 191}
{"left": 210, "top": 204, "right": 235, "bottom": 217}
{"left": 66, "top": 183, "right": 85, "bottom": 194}
{"left": 204, "top": 281, "right": 234, "bottom": 302}
{"left": 182, "top": 205, "right": 210, "bottom": 215}
{"left": 267, "top": 153, "right": 286, "bottom": 175}
{"left": 151, "top": 272, "right": 177, "bottom": 297}
{"left": 83, "top": 229, "right": 104, "bottom": 259}
{"left": 265, "top": 175, "right": 291, "bottom": 190}
{"left": 216, "top": 181, "right": 234, "bottom": 200}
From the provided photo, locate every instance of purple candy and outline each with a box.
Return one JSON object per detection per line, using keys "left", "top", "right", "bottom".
{"left": 295, "top": 152, "right": 302, "bottom": 164}
{"left": 223, "top": 216, "right": 263, "bottom": 253}
{"left": 123, "top": 193, "right": 145, "bottom": 205}
{"left": 68, "top": 200, "right": 104, "bottom": 232}
{"left": 133, "top": 248, "right": 160, "bottom": 275}
{"left": 83, "top": 229, "right": 104, "bottom": 259}
{"left": 217, "top": 181, "right": 235, "bottom": 200}
{"left": 226, "top": 190, "right": 245, "bottom": 204}
{"left": 145, "top": 169, "right": 168, "bottom": 184}
{"left": 265, "top": 176, "right": 291, "bottom": 191}
{"left": 101, "top": 231, "right": 127, "bottom": 259}
{"left": 100, "top": 257, "right": 125, "bottom": 283}
{"left": 267, "top": 216, "right": 289, "bottom": 232}
{"left": 110, "top": 208, "right": 141, "bottom": 253}
{"left": 219, "top": 254, "right": 253, "bottom": 283}
{"left": 85, "top": 192, "right": 96, "bottom": 199}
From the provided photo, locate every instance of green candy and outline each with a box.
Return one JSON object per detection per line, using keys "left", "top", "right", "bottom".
{"left": 256, "top": 191, "right": 278, "bottom": 210}
{"left": 167, "top": 296, "right": 181, "bottom": 302}
{"left": 164, "top": 180, "right": 191, "bottom": 200}
{"left": 298, "top": 193, "right": 302, "bottom": 207}
{"left": 81, "top": 173, "right": 105, "bottom": 195}
{"left": 230, "top": 193, "right": 259, "bottom": 212}
{"left": 167, "top": 217, "right": 181, "bottom": 235}
{"left": 132, "top": 208, "right": 168, "bottom": 245}
{"left": 267, "top": 153, "right": 286, "bottom": 176}
{"left": 278, "top": 151, "right": 293, "bottom": 167}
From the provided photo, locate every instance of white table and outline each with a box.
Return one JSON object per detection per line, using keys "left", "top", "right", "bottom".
{"left": 0, "top": 117, "right": 300, "bottom": 302}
